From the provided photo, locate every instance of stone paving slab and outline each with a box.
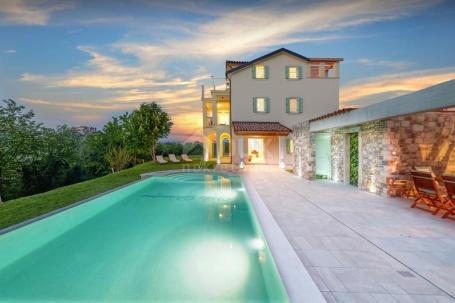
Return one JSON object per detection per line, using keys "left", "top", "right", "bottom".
{"left": 242, "top": 166, "right": 455, "bottom": 303}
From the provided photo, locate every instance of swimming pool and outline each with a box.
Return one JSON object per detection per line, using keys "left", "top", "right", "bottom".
{"left": 0, "top": 172, "right": 289, "bottom": 302}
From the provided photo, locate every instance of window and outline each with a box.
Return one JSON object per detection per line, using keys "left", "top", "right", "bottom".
{"left": 252, "top": 65, "right": 269, "bottom": 79}
{"left": 286, "top": 97, "right": 303, "bottom": 113}
{"left": 253, "top": 97, "right": 270, "bottom": 113}
{"left": 286, "top": 139, "right": 293, "bottom": 154}
{"left": 286, "top": 66, "right": 302, "bottom": 79}
{"left": 223, "top": 138, "right": 230, "bottom": 156}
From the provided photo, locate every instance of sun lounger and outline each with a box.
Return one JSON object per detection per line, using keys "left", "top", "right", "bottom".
{"left": 410, "top": 170, "right": 445, "bottom": 215}
{"left": 156, "top": 155, "right": 168, "bottom": 164}
{"left": 181, "top": 154, "right": 193, "bottom": 162}
{"left": 441, "top": 174, "right": 455, "bottom": 219}
{"left": 168, "top": 154, "right": 180, "bottom": 163}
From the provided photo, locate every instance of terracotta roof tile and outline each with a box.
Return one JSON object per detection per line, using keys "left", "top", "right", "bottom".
{"left": 232, "top": 121, "right": 292, "bottom": 134}
{"left": 309, "top": 108, "right": 357, "bottom": 122}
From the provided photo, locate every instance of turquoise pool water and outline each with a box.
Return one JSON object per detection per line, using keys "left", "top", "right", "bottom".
{"left": 0, "top": 172, "right": 289, "bottom": 302}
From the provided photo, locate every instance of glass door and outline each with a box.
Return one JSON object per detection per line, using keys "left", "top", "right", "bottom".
{"left": 247, "top": 138, "right": 265, "bottom": 164}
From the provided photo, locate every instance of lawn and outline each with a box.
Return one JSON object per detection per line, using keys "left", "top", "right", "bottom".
{"left": 0, "top": 156, "right": 215, "bottom": 230}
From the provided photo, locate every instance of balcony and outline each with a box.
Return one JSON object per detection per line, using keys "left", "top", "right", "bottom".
{"left": 205, "top": 117, "right": 213, "bottom": 128}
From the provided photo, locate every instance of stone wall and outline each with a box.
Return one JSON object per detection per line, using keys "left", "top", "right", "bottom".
{"left": 388, "top": 111, "right": 455, "bottom": 177}
{"left": 292, "top": 122, "right": 316, "bottom": 178}
{"left": 330, "top": 133, "right": 346, "bottom": 182}
{"left": 359, "top": 121, "right": 389, "bottom": 195}
{"left": 292, "top": 111, "right": 455, "bottom": 196}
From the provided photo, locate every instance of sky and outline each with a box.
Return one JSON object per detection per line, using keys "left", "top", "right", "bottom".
{"left": 0, "top": 0, "right": 454, "bottom": 141}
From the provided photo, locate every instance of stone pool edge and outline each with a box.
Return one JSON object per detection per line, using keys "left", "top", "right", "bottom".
{"left": 241, "top": 174, "right": 327, "bottom": 303}
{"left": 0, "top": 178, "right": 146, "bottom": 236}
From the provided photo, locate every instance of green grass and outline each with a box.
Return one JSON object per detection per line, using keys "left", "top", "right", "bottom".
{"left": 0, "top": 156, "right": 215, "bottom": 230}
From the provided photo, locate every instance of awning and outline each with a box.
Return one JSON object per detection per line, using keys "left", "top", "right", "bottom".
{"left": 232, "top": 121, "right": 292, "bottom": 136}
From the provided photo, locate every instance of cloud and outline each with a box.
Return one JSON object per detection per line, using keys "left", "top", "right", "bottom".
{"left": 352, "top": 58, "right": 411, "bottom": 70}
{"left": 4, "top": 49, "right": 16, "bottom": 54}
{"left": 340, "top": 67, "right": 455, "bottom": 107}
{"left": 116, "top": 0, "right": 438, "bottom": 61}
{"left": 14, "top": 0, "right": 444, "bottom": 140}
{"left": 0, "top": 0, "right": 74, "bottom": 26}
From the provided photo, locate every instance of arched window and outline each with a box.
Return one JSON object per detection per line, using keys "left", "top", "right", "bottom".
{"left": 223, "top": 138, "right": 230, "bottom": 156}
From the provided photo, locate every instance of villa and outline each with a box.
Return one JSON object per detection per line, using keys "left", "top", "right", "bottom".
{"left": 202, "top": 48, "right": 455, "bottom": 198}
{"left": 202, "top": 48, "right": 342, "bottom": 168}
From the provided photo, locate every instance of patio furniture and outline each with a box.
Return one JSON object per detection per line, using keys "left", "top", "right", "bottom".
{"left": 414, "top": 166, "right": 433, "bottom": 173}
{"left": 181, "top": 154, "right": 193, "bottom": 162}
{"left": 387, "top": 177, "right": 413, "bottom": 197}
{"left": 410, "top": 170, "right": 445, "bottom": 215}
{"left": 168, "top": 154, "right": 180, "bottom": 163}
{"left": 156, "top": 155, "right": 168, "bottom": 164}
{"left": 441, "top": 174, "right": 455, "bottom": 219}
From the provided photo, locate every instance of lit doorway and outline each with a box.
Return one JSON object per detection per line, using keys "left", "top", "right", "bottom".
{"left": 247, "top": 138, "right": 265, "bottom": 164}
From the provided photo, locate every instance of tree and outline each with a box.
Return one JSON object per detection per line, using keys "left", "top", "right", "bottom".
{"left": 105, "top": 147, "right": 132, "bottom": 172}
{"left": 0, "top": 99, "right": 44, "bottom": 200}
{"left": 128, "top": 103, "right": 173, "bottom": 161}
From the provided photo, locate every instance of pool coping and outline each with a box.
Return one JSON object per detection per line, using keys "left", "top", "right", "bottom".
{"left": 241, "top": 173, "right": 327, "bottom": 303}
{"left": 0, "top": 178, "right": 147, "bottom": 235}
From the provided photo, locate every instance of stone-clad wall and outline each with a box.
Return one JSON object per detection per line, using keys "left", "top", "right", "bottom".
{"left": 388, "top": 111, "right": 455, "bottom": 176}
{"left": 359, "top": 121, "right": 389, "bottom": 195}
{"left": 330, "top": 133, "right": 346, "bottom": 182}
{"left": 292, "top": 111, "right": 455, "bottom": 196}
{"left": 292, "top": 122, "right": 316, "bottom": 179}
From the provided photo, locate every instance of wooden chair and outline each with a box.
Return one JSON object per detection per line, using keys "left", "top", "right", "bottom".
{"left": 441, "top": 174, "right": 455, "bottom": 219}
{"left": 410, "top": 170, "right": 445, "bottom": 215}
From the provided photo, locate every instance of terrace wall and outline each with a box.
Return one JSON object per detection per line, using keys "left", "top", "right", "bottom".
{"left": 292, "top": 122, "right": 316, "bottom": 179}
{"left": 388, "top": 111, "right": 455, "bottom": 177}
{"left": 293, "top": 110, "right": 455, "bottom": 196}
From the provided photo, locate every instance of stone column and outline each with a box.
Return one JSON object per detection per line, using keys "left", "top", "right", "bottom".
{"left": 279, "top": 136, "right": 286, "bottom": 169}
{"left": 216, "top": 131, "right": 221, "bottom": 165}
{"left": 239, "top": 136, "right": 244, "bottom": 168}
{"left": 211, "top": 99, "right": 217, "bottom": 126}
{"left": 203, "top": 135, "right": 209, "bottom": 161}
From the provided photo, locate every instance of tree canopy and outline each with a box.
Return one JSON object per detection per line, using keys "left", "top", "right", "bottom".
{"left": 0, "top": 100, "right": 198, "bottom": 201}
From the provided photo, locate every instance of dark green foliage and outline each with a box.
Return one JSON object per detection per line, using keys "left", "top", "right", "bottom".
{"left": 349, "top": 132, "right": 359, "bottom": 186}
{"left": 156, "top": 141, "right": 203, "bottom": 156}
{"left": 0, "top": 100, "right": 200, "bottom": 202}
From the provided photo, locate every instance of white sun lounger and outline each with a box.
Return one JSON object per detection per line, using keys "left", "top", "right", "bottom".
{"left": 168, "top": 154, "right": 180, "bottom": 163}
{"left": 156, "top": 155, "right": 168, "bottom": 164}
{"left": 181, "top": 154, "right": 193, "bottom": 162}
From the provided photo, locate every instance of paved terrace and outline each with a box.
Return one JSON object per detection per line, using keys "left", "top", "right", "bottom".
{"left": 242, "top": 166, "right": 455, "bottom": 303}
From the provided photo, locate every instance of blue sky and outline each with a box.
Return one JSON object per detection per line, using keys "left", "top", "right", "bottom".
{"left": 0, "top": 0, "right": 454, "bottom": 140}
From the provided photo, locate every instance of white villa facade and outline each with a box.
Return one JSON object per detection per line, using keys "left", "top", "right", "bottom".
{"left": 202, "top": 48, "right": 342, "bottom": 167}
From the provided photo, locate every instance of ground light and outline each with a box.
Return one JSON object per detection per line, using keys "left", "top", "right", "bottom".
{"left": 180, "top": 238, "right": 250, "bottom": 298}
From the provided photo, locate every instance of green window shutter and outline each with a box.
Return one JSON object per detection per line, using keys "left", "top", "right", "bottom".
{"left": 285, "top": 66, "right": 289, "bottom": 79}
{"left": 285, "top": 97, "right": 290, "bottom": 113}
{"left": 286, "top": 139, "right": 291, "bottom": 154}
{"left": 265, "top": 97, "right": 270, "bottom": 113}
{"left": 253, "top": 97, "right": 257, "bottom": 113}
{"left": 252, "top": 66, "right": 256, "bottom": 79}
{"left": 298, "top": 97, "right": 303, "bottom": 113}
{"left": 265, "top": 65, "right": 270, "bottom": 79}
{"left": 298, "top": 66, "right": 303, "bottom": 79}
